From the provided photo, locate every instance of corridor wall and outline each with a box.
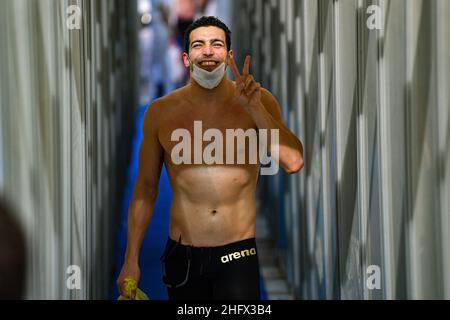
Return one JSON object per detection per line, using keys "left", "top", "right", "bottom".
{"left": 231, "top": 0, "right": 450, "bottom": 299}
{"left": 0, "top": 0, "right": 138, "bottom": 299}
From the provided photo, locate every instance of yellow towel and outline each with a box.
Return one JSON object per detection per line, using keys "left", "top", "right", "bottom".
{"left": 118, "top": 277, "right": 149, "bottom": 300}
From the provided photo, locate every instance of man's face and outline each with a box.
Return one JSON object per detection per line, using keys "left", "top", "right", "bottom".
{"left": 182, "top": 26, "right": 233, "bottom": 72}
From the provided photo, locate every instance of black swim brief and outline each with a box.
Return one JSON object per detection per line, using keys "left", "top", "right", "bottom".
{"left": 160, "top": 236, "right": 261, "bottom": 300}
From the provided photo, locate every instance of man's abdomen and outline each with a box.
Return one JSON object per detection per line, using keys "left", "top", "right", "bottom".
{"left": 166, "top": 164, "right": 259, "bottom": 247}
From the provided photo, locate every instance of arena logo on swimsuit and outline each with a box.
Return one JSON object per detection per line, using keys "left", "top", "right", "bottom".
{"left": 220, "top": 248, "right": 257, "bottom": 264}
{"left": 171, "top": 121, "right": 279, "bottom": 175}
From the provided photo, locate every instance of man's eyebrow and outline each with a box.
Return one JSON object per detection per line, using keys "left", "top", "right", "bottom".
{"left": 191, "top": 39, "right": 225, "bottom": 46}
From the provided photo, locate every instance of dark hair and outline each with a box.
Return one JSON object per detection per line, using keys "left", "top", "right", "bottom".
{"left": 183, "top": 16, "right": 232, "bottom": 54}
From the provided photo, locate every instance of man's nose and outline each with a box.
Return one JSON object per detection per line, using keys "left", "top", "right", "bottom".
{"left": 202, "top": 45, "right": 214, "bottom": 56}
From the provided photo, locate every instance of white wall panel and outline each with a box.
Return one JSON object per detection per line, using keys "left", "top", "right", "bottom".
{"left": 0, "top": 0, "right": 138, "bottom": 299}
{"left": 232, "top": 0, "right": 450, "bottom": 299}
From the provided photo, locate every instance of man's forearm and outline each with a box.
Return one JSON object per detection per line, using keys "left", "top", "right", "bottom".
{"left": 124, "top": 185, "right": 158, "bottom": 264}
{"left": 248, "top": 102, "right": 304, "bottom": 172}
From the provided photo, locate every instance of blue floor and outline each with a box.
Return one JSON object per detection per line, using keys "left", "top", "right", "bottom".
{"left": 110, "top": 101, "right": 268, "bottom": 300}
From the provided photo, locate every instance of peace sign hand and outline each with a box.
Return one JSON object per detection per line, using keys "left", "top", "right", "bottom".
{"left": 230, "top": 55, "right": 262, "bottom": 111}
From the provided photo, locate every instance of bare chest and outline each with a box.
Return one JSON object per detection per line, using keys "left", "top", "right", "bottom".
{"left": 158, "top": 101, "right": 257, "bottom": 157}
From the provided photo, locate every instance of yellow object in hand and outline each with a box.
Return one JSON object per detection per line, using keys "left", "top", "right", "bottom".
{"left": 118, "top": 277, "right": 149, "bottom": 300}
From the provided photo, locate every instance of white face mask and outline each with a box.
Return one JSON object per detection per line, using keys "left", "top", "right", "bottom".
{"left": 189, "top": 58, "right": 227, "bottom": 90}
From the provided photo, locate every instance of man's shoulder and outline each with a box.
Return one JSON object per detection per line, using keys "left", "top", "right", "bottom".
{"left": 146, "top": 86, "right": 187, "bottom": 111}
{"left": 259, "top": 87, "right": 282, "bottom": 120}
{"left": 143, "top": 86, "right": 189, "bottom": 129}
{"left": 259, "top": 87, "right": 279, "bottom": 109}
{"left": 260, "top": 87, "right": 276, "bottom": 102}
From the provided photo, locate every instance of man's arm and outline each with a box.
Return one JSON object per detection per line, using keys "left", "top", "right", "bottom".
{"left": 125, "top": 102, "right": 164, "bottom": 262}
{"left": 229, "top": 55, "right": 303, "bottom": 174}
{"left": 249, "top": 88, "right": 304, "bottom": 174}
{"left": 117, "top": 101, "right": 164, "bottom": 297}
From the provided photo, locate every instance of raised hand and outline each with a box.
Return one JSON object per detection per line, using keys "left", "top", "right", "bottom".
{"left": 230, "top": 55, "right": 262, "bottom": 111}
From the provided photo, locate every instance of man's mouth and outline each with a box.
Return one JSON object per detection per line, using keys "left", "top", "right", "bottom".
{"left": 198, "top": 61, "right": 219, "bottom": 69}
{"left": 200, "top": 61, "right": 218, "bottom": 66}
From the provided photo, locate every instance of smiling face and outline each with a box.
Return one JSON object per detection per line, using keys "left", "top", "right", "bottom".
{"left": 182, "top": 26, "right": 233, "bottom": 72}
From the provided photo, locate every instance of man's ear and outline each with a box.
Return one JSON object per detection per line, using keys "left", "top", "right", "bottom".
{"left": 227, "top": 50, "right": 234, "bottom": 64}
{"left": 182, "top": 52, "right": 190, "bottom": 68}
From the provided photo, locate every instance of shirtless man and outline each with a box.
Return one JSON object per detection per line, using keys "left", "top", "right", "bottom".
{"left": 117, "top": 16, "right": 304, "bottom": 300}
